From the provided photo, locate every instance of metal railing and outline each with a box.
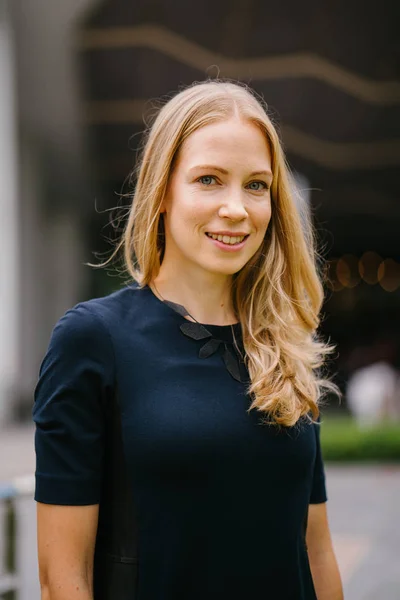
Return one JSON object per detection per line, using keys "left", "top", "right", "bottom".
{"left": 0, "top": 475, "right": 40, "bottom": 599}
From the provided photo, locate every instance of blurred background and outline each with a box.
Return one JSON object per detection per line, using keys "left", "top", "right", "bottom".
{"left": 0, "top": 0, "right": 399, "bottom": 598}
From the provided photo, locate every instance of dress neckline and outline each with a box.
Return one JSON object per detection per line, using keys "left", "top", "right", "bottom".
{"left": 138, "top": 284, "right": 246, "bottom": 382}
{"left": 143, "top": 284, "right": 241, "bottom": 333}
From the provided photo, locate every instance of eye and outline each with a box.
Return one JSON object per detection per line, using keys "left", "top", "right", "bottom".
{"left": 197, "top": 175, "right": 217, "bottom": 186}
{"left": 247, "top": 181, "right": 268, "bottom": 192}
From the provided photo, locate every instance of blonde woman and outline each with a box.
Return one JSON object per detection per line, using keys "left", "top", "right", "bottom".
{"left": 33, "top": 80, "right": 343, "bottom": 600}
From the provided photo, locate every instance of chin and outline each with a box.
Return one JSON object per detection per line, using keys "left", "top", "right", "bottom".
{"left": 200, "top": 260, "right": 248, "bottom": 277}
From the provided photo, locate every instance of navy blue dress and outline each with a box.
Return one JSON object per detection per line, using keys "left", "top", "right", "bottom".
{"left": 33, "top": 283, "right": 327, "bottom": 599}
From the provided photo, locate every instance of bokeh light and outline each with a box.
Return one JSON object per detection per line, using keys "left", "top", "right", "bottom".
{"left": 336, "top": 254, "right": 361, "bottom": 288}
{"left": 326, "top": 258, "right": 344, "bottom": 291}
{"left": 378, "top": 258, "right": 400, "bottom": 292}
{"left": 358, "top": 251, "right": 382, "bottom": 285}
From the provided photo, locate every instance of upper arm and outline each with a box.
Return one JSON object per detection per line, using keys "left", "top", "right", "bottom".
{"left": 37, "top": 503, "right": 99, "bottom": 590}
{"left": 309, "top": 418, "right": 328, "bottom": 504}
{"left": 33, "top": 303, "right": 114, "bottom": 504}
{"left": 306, "top": 417, "right": 333, "bottom": 555}
{"left": 304, "top": 416, "right": 332, "bottom": 555}
{"left": 306, "top": 504, "right": 344, "bottom": 600}
{"left": 305, "top": 502, "right": 334, "bottom": 557}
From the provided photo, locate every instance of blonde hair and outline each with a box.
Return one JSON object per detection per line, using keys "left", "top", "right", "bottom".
{"left": 102, "top": 79, "right": 338, "bottom": 427}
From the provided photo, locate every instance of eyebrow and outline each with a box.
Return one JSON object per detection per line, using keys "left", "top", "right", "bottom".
{"left": 189, "top": 164, "right": 273, "bottom": 178}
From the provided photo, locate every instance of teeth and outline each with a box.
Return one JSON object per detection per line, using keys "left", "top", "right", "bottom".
{"left": 207, "top": 233, "right": 246, "bottom": 245}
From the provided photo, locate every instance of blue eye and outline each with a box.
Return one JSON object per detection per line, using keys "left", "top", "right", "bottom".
{"left": 248, "top": 181, "right": 268, "bottom": 191}
{"left": 197, "top": 176, "right": 268, "bottom": 191}
{"left": 198, "top": 175, "right": 216, "bottom": 186}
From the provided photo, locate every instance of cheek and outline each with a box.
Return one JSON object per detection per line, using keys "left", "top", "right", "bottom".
{"left": 167, "top": 204, "right": 207, "bottom": 245}
{"left": 253, "top": 202, "right": 272, "bottom": 232}
{"left": 170, "top": 197, "right": 211, "bottom": 230}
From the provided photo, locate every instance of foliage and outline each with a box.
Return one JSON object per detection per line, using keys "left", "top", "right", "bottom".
{"left": 321, "top": 416, "right": 400, "bottom": 462}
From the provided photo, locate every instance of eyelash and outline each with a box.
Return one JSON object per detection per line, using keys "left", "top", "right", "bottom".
{"left": 196, "top": 175, "right": 269, "bottom": 192}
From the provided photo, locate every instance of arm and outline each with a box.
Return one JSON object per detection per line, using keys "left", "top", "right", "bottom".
{"left": 33, "top": 304, "right": 114, "bottom": 599}
{"left": 37, "top": 503, "right": 99, "bottom": 600}
{"left": 306, "top": 503, "right": 343, "bottom": 600}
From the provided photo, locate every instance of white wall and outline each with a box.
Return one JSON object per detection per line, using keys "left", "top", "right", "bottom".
{"left": 0, "top": 1, "right": 20, "bottom": 424}
{"left": 6, "top": 0, "right": 101, "bottom": 420}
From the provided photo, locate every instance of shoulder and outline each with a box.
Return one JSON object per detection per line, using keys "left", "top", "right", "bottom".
{"left": 50, "top": 282, "right": 140, "bottom": 350}
{"left": 81, "top": 281, "right": 141, "bottom": 323}
{"left": 49, "top": 302, "right": 108, "bottom": 357}
{"left": 36, "top": 288, "right": 143, "bottom": 399}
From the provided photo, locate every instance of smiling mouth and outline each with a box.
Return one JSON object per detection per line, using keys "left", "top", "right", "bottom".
{"left": 205, "top": 232, "right": 249, "bottom": 245}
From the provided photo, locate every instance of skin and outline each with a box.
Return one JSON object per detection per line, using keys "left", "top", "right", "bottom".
{"left": 37, "top": 503, "right": 98, "bottom": 599}
{"left": 37, "top": 117, "right": 343, "bottom": 599}
{"left": 306, "top": 504, "right": 344, "bottom": 599}
{"left": 153, "top": 117, "right": 273, "bottom": 325}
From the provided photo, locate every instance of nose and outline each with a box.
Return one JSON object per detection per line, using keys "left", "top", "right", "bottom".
{"left": 218, "top": 189, "right": 248, "bottom": 221}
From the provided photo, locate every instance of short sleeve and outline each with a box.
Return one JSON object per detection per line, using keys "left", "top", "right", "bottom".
{"left": 32, "top": 303, "right": 114, "bottom": 505}
{"left": 309, "top": 418, "right": 328, "bottom": 504}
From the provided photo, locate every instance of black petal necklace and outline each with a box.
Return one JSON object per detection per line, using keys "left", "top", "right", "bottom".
{"left": 151, "top": 283, "right": 246, "bottom": 383}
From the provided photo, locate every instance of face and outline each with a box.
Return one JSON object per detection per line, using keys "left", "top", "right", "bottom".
{"left": 160, "top": 118, "right": 273, "bottom": 280}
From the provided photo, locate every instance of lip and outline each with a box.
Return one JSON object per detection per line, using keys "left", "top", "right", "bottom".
{"left": 205, "top": 232, "right": 249, "bottom": 252}
{"left": 206, "top": 231, "right": 250, "bottom": 236}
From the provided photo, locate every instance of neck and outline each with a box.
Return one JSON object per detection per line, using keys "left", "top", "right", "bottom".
{"left": 151, "top": 265, "right": 237, "bottom": 326}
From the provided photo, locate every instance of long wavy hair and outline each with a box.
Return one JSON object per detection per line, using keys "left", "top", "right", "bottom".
{"left": 102, "top": 80, "right": 338, "bottom": 427}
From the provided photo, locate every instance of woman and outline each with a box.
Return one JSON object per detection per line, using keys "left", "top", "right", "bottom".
{"left": 33, "top": 80, "right": 343, "bottom": 600}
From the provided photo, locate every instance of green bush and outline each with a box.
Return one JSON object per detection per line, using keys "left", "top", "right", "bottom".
{"left": 320, "top": 417, "right": 400, "bottom": 462}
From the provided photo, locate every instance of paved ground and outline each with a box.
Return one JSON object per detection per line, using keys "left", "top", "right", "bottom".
{"left": 1, "top": 426, "right": 399, "bottom": 598}
{"left": 327, "top": 464, "right": 400, "bottom": 599}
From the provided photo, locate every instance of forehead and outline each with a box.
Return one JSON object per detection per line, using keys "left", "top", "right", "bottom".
{"left": 177, "top": 118, "right": 272, "bottom": 169}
